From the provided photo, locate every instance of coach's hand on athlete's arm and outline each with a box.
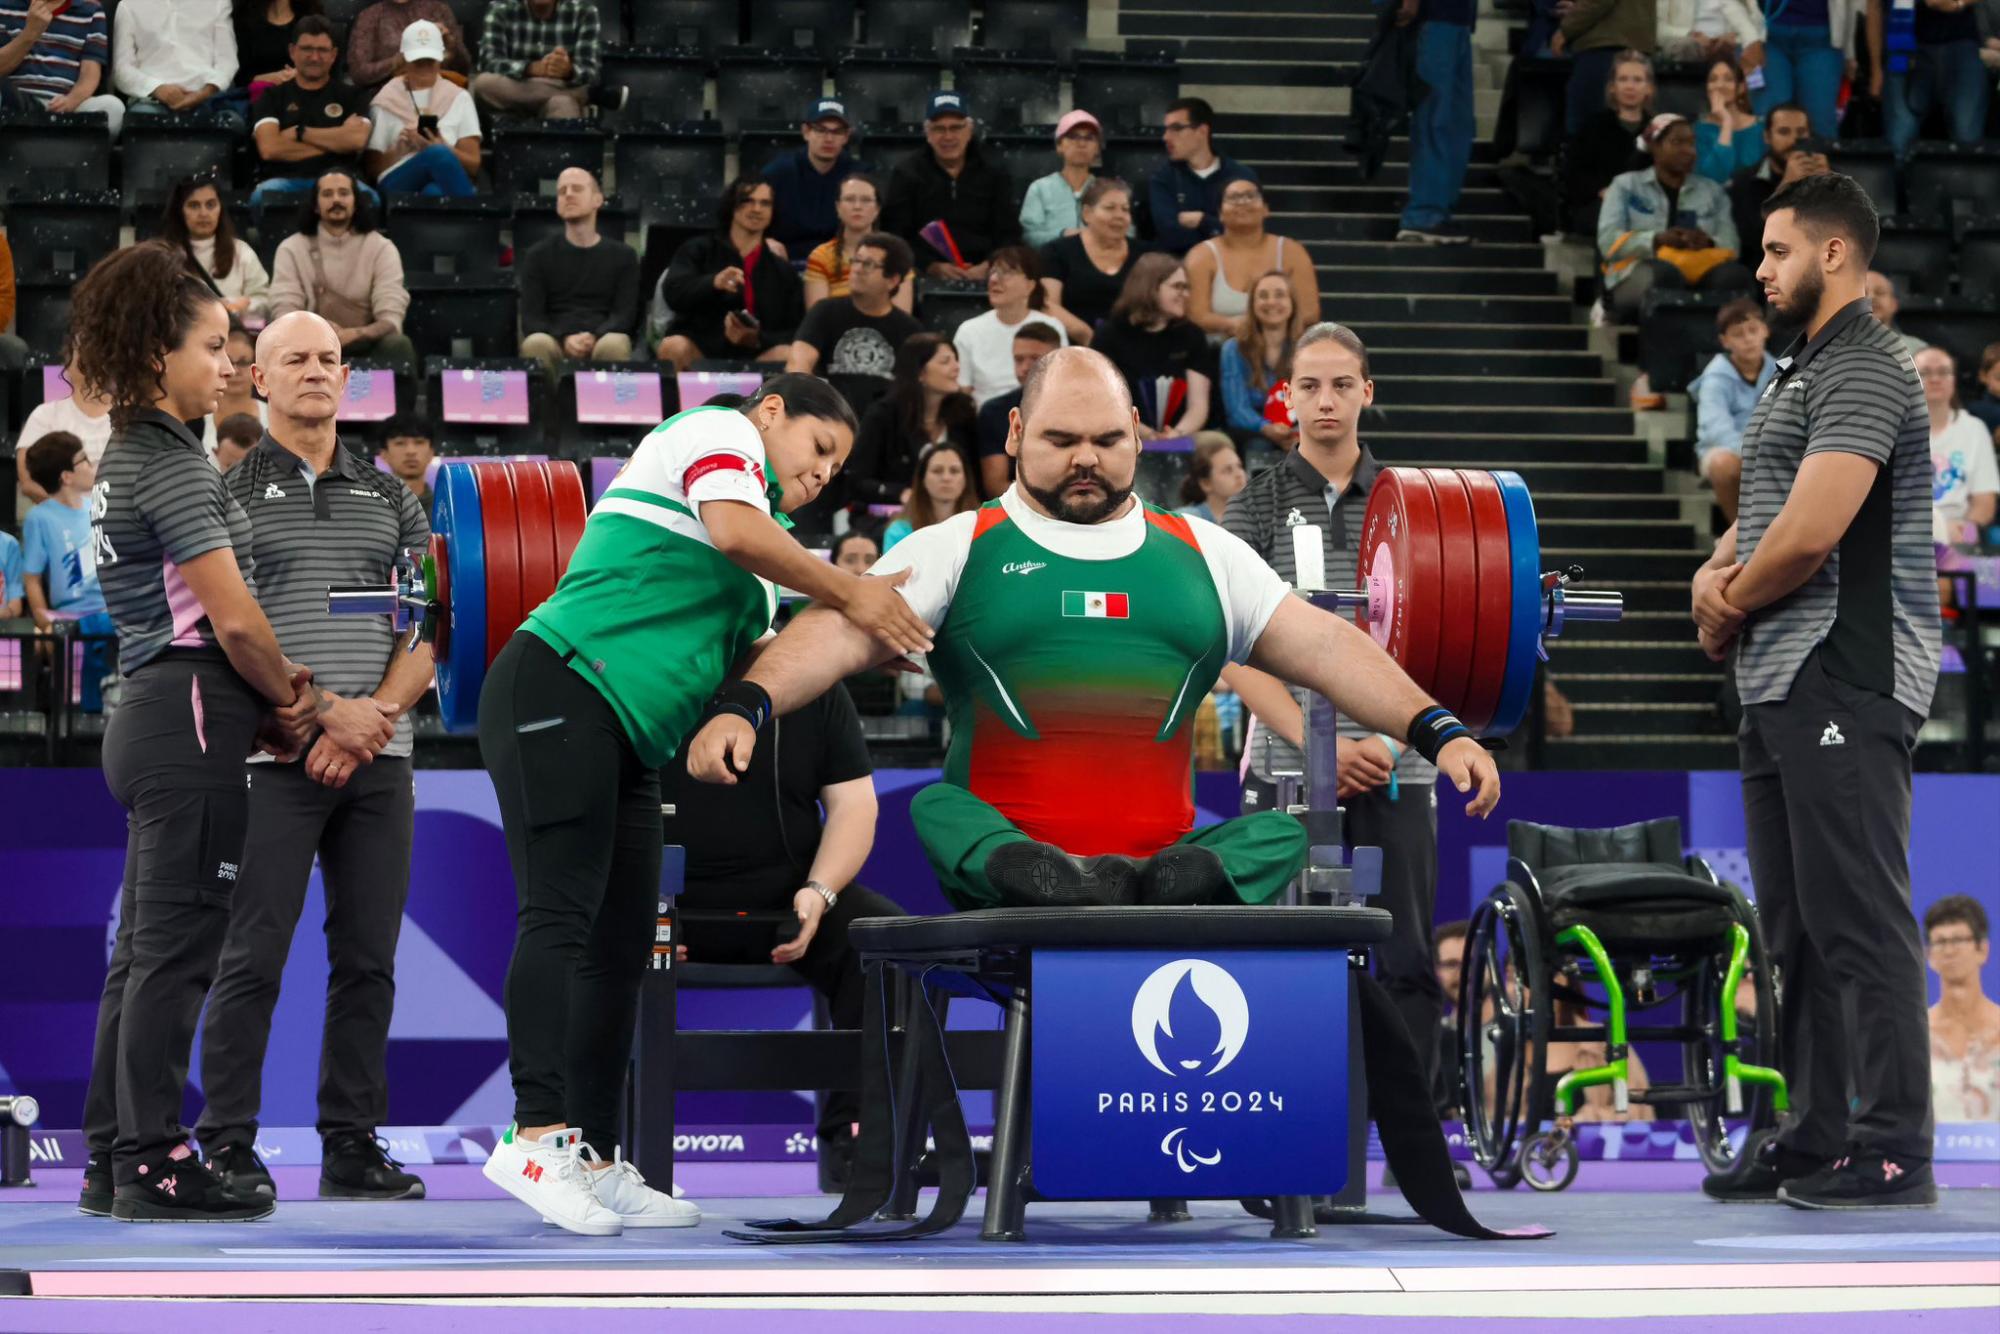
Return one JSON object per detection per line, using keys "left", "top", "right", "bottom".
{"left": 702, "top": 498, "right": 934, "bottom": 656}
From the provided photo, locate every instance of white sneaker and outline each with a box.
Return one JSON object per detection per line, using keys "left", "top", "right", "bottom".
{"left": 483, "top": 1125, "right": 623, "bottom": 1236}
{"left": 584, "top": 1148, "right": 702, "bottom": 1228}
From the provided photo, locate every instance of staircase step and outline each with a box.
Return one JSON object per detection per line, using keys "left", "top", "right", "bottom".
{"left": 1367, "top": 348, "right": 1607, "bottom": 377}
{"left": 1313, "top": 265, "right": 1559, "bottom": 296}
{"left": 1354, "top": 323, "right": 1594, "bottom": 351}
{"left": 1287, "top": 292, "right": 1575, "bottom": 323}
{"left": 1534, "top": 494, "right": 1687, "bottom": 519}
{"left": 1368, "top": 434, "right": 1649, "bottom": 465}
{"left": 1366, "top": 404, "right": 1635, "bottom": 435}
{"left": 1489, "top": 462, "right": 1671, "bottom": 493}
{"left": 1269, "top": 185, "right": 1520, "bottom": 216}
{"left": 1234, "top": 116, "right": 1505, "bottom": 163}
{"left": 1249, "top": 160, "right": 1505, "bottom": 191}
{"left": 1184, "top": 59, "right": 1360, "bottom": 86}
{"left": 1553, "top": 673, "right": 1725, "bottom": 706}
{"left": 1539, "top": 518, "right": 1700, "bottom": 548}
{"left": 1541, "top": 736, "right": 1740, "bottom": 769}
{"left": 1274, "top": 213, "right": 1538, "bottom": 244}
{"left": 1554, "top": 578, "right": 1700, "bottom": 612}
{"left": 1292, "top": 240, "right": 1546, "bottom": 270}
{"left": 1542, "top": 549, "right": 1707, "bottom": 581}
{"left": 1176, "top": 36, "right": 1371, "bottom": 63}
{"left": 1566, "top": 609, "right": 1705, "bottom": 641}
{"left": 1120, "top": 11, "right": 1377, "bottom": 39}
{"left": 1367, "top": 375, "right": 1614, "bottom": 407}
{"left": 1568, "top": 701, "right": 1728, "bottom": 735}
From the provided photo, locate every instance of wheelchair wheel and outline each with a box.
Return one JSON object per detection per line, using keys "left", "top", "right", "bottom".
{"left": 1683, "top": 894, "right": 1781, "bottom": 1176}
{"left": 1459, "top": 881, "right": 1551, "bottom": 1183}
{"left": 1519, "top": 1130, "right": 1580, "bottom": 1192}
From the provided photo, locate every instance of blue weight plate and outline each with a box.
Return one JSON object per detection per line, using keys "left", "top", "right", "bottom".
{"left": 432, "top": 462, "right": 487, "bottom": 735}
{"left": 1491, "top": 470, "right": 1542, "bottom": 738}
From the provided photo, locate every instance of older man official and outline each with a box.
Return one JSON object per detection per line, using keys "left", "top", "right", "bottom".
{"left": 196, "top": 312, "right": 436, "bottom": 1205}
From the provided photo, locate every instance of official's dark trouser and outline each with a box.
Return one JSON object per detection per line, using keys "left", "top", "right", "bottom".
{"left": 677, "top": 881, "right": 905, "bottom": 1136}
{"left": 479, "top": 631, "right": 661, "bottom": 1161}
{"left": 82, "top": 652, "right": 262, "bottom": 1184}
{"left": 1740, "top": 649, "right": 1932, "bottom": 1161}
{"left": 1242, "top": 774, "right": 1443, "bottom": 1089}
{"left": 196, "top": 755, "right": 416, "bottom": 1150}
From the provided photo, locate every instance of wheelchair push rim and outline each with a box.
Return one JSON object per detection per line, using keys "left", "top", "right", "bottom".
{"left": 1459, "top": 881, "right": 1551, "bottom": 1182}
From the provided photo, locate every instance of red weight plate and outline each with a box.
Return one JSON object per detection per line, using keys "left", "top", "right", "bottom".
{"left": 1458, "top": 470, "right": 1515, "bottom": 735}
{"left": 508, "top": 460, "right": 559, "bottom": 619}
{"left": 427, "top": 531, "right": 451, "bottom": 662}
{"left": 1422, "top": 468, "right": 1479, "bottom": 722}
{"left": 474, "top": 463, "right": 523, "bottom": 668}
{"left": 1357, "top": 467, "right": 1444, "bottom": 696}
{"left": 546, "top": 458, "right": 590, "bottom": 579}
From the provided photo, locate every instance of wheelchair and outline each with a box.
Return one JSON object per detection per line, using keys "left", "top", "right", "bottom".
{"left": 1457, "top": 818, "right": 1788, "bottom": 1191}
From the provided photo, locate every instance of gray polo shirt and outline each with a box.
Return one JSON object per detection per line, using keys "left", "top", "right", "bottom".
{"left": 1221, "top": 444, "right": 1434, "bottom": 787}
{"left": 1733, "top": 298, "right": 1940, "bottom": 717}
{"left": 225, "top": 433, "right": 431, "bottom": 758}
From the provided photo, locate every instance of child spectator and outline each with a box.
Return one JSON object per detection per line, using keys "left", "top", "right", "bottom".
{"left": 1690, "top": 298, "right": 1775, "bottom": 523}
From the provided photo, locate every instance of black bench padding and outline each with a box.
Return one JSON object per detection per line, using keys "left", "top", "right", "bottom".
{"left": 848, "top": 905, "right": 1393, "bottom": 957}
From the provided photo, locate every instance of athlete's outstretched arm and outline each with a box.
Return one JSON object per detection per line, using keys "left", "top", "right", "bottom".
{"left": 684, "top": 607, "right": 900, "bottom": 784}
{"left": 1246, "top": 597, "right": 1499, "bottom": 816}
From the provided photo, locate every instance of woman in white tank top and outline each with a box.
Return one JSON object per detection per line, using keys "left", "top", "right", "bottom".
{"left": 1183, "top": 180, "right": 1321, "bottom": 338}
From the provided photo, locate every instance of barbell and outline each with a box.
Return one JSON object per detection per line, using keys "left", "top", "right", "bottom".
{"left": 329, "top": 462, "right": 1621, "bottom": 738}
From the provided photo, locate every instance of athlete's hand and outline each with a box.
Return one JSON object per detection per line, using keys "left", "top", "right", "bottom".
{"left": 686, "top": 713, "right": 758, "bottom": 784}
{"left": 1436, "top": 737, "right": 1500, "bottom": 818}
{"left": 836, "top": 568, "right": 934, "bottom": 656}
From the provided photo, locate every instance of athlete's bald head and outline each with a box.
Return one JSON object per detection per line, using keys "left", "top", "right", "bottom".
{"left": 1007, "top": 347, "right": 1141, "bottom": 524}
{"left": 252, "top": 310, "right": 348, "bottom": 425}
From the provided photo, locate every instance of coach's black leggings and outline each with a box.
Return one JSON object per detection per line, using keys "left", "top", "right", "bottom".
{"left": 83, "top": 651, "right": 263, "bottom": 1184}
{"left": 479, "top": 631, "right": 661, "bottom": 1159}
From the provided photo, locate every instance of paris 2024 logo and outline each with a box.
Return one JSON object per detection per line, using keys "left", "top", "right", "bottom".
{"left": 1112, "top": 959, "right": 1283, "bottom": 1174}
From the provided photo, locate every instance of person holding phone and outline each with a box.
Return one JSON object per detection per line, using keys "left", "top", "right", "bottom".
{"left": 651, "top": 177, "right": 803, "bottom": 372}
{"left": 362, "top": 20, "right": 479, "bottom": 197}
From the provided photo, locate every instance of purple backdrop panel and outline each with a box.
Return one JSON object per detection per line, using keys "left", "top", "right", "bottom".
{"left": 591, "top": 456, "right": 624, "bottom": 503}
{"left": 441, "top": 369, "right": 531, "bottom": 424}
{"left": 342, "top": 368, "right": 398, "bottom": 421}
{"left": 575, "top": 369, "right": 664, "bottom": 425}
{"left": 677, "top": 371, "right": 763, "bottom": 409}
{"left": 42, "top": 364, "right": 71, "bottom": 403}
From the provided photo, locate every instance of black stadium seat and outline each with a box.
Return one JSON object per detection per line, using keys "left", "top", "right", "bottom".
{"left": 489, "top": 122, "right": 606, "bottom": 196}
{"left": 714, "top": 49, "right": 826, "bottom": 134}
{"left": 12, "top": 280, "right": 73, "bottom": 358}
{"left": 1904, "top": 144, "right": 2000, "bottom": 237}
{"left": 914, "top": 277, "right": 986, "bottom": 337}
{"left": 861, "top": 0, "right": 972, "bottom": 56}
{"left": 612, "top": 124, "right": 727, "bottom": 221}
{"left": 632, "top": 0, "right": 741, "bottom": 51}
{"left": 1870, "top": 218, "right": 1956, "bottom": 299}
{"left": 976, "top": 0, "right": 1086, "bottom": 60}
{"left": 587, "top": 0, "right": 628, "bottom": 45}
{"left": 2, "top": 190, "right": 122, "bottom": 281}
{"left": 1099, "top": 134, "right": 1162, "bottom": 194}
{"left": 738, "top": 121, "right": 806, "bottom": 176}
{"left": 952, "top": 48, "right": 1061, "bottom": 130}
{"left": 1829, "top": 141, "right": 1900, "bottom": 219}
{"left": 1071, "top": 50, "right": 1181, "bottom": 133}
{"left": 1649, "top": 60, "right": 1706, "bottom": 123}
{"left": 981, "top": 130, "right": 1059, "bottom": 189}
{"left": 120, "top": 120, "right": 240, "bottom": 209}
{"left": 834, "top": 52, "right": 944, "bottom": 128}
{"left": 0, "top": 112, "right": 112, "bottom": 195}
{"left": 386, "top": 196, "right": 511, "bottom": 277}
{"left": 748, "top": 0, "right": 858, "bottom": 58}
{"left": 1896, "top": 297, "right": 2000, "bottom": 381}
{"left": 511, "top": 194, "right": 635, "bottom": 257}
{"left": 1637, "top": 288, "right": 1736, "bottom": 395}
{"left": 322, "top": 0, "right": 369, "bottom": 36}
{"left": 600, "top": 48, "right": 710, "bottom": 126}
{"left": 1957, "top": 221, "right": 2000, "bottom": 303}
{"left": 403, "top": 275, "right": 520, "bottom": 359}
{"left": 1508, "top": 55, "right": 1571, "bottom": 162}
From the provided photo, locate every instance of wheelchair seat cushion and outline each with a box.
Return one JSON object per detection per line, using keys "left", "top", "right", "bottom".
{"left": 1537, "top": 862, "right": 1739, "bottom": 910}
{"left": 848, "top": 904, "right": 1392, "bottom": 961}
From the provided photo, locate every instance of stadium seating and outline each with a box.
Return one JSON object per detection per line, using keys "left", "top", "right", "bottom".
{"left": 599, "top": 48, "right": 711, "bottom": 128}
{"left": 976, "top": 0, "right": 1089, "bottom": 60}
{"left": 1872, "top": 218, "right": 1957, "bottom": 299}
{"left": 1636, "top": 289, "right": 1736, "bottom": 395}
{"left": 715, "top": 49, "right": 827, "bottom": 133}
{"left": 611, "top": 124, "right": 727, "bottom": 223}
{"left": 1830, "top": 141, "right": 1901, "bottom": 219}
{"left": 1905, "top": 144, "right": 2000, "bottom": 237}
{"left": 834, "top": 51, "right": 945, "bottom": 128}
{"left": 386, "top": 196, "right": 512, "bottom": 278}
{"left": 748, "top": 0, "right": 860, "bottom": 59}
{"left": 981, "top": 130, "right": 1061, "bottom": 190}
{"left": 0, "top": 112, "right": 113, "bottom": 196}
{"left": 1957, "top": 222, "right": 2000, "bottom": 303}
{"left": 12, "top": 281, "right": 73, "bottom": 359}
{"left": 860, "top": 0, "right": 973, "bottom": 55}
{"left": 489, "top": 122, "right": 607, "bottom": 196}
{"left": 953, "top": 48, "right": 1063, "bottom": 130}
{"left": 632, "top": 0, "right": 741, "bottom": 51}
{"left": 510, "top": 194, "right": 635, "bottom": 256}
{"left": 120, "top": 120, "right": 240, "bottom": 209}
{"left": 1897, "top": 296, "right": 2000, "bottom": 380}
{"left": 403, "top": 275, "right": 521, "bottom": 359}
{"left": 2, "top": 191, "right": 122, "bottom": 283}
{"left": 914, "top": 278, "right": 986, "bottom": 336}
{"left": 1071, "top": 49, "right": 1181, "bottom": 132}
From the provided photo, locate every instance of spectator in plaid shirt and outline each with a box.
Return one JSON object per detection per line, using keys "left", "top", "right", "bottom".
{"left": 472, "top": 0, "right": 603, "bottom": 120}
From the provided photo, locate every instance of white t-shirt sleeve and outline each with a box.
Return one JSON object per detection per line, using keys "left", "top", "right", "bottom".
{"left": 1966, "top": 417, "right": 2000, "bottom": 496}
{"left": 440, "top": 92, "right": 482, "bottom": 142}
{"left": 1195, "top": 521, "right": 1294, "bottom": 662}
{"left": 366, "top": 106, "right": 399, "bottom": 154}
{"left": 867, "top": 509, "right": 977, "bottom": 627}
{"left": 656, "top": 410, "right": 773, "bottom": 513}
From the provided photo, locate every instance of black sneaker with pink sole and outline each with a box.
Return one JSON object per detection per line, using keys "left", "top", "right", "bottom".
{"left": 111, "top": 1144, "right": 275, "bottom": 1222}
{"left": 1778, "top": 1150, "right": 1938, "bottom": 1210}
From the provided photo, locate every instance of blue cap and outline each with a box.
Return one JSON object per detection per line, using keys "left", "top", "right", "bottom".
{"left": 804, "top": 97, "right": 850, "bottom": 126}
{"left": 925, "top": 90, "right": 971, "bottom": 121}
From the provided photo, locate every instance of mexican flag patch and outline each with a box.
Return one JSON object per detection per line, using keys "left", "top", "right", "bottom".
{"left": 1062, "top": 590, "right": 1129, "bottom": 619}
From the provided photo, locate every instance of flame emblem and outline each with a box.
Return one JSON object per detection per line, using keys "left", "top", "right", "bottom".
{"left": 1130, "top": 959, "right": 1250, "bottom": 1078}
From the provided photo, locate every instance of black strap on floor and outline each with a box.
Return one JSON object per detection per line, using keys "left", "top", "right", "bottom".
{"left": 727, "top": 961, "right": 976, "bottom": 1244}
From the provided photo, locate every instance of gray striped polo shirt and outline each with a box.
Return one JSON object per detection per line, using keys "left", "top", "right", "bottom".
{"left": 1221, "top": 443, "right": 1435, "bottom": 786}
{"left": 1733, "top": 298, "right": 1941, "bottom": 717}
{"left": 91, "top": 409, "right": 257, "bottom": 673}
{"left": 226, "top": 434, "right": 431, "bottom": 757}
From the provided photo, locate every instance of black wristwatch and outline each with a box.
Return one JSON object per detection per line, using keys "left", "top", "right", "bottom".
{"left": 295, "top": 123, "right": 306, "bottom": 142}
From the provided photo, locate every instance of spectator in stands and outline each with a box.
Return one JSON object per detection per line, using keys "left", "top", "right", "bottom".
{"left": 1919, "top": 345, "right": 2000, "bottom": 544}
{"left": 764, "top": 98, "right": 862, "bottom": 259}
{"left": 788, "top": 232, "right": 923, "bottom": 418}
{"left": 0, "top": 232, "right": 24, "bottom": 372}
{"left": 1691, "top": 297, "right": 1776, "bottom": 523}
{"left": 0, "top": 0, "right": 125, "bottom": 138}
{"left": 1735, "top": 0, "right": 1855, "bottom": 138}
{"left": 378, "top": 413, "right": 436, "bottom": 510}
{"left": 221, "top": 1, "right": 321, "bottom": 123}
{"left": 882, "top": 440, "right": 978, "bottom": 550}
{"left": 517, "top": 166, "right": 639, "bottom": 371}
{"left": 0, "top": 527, "right": 19, "bottom": 618}
{"left": 1148, "top": 96, "right": 1259, "bottom": 255}
{"left": 1040, "top": 177, "right": 1137, "bottom": 346}
{"left": 1695, "top": 57, "right": 1762, "bottom": 183}
{"left": 1925, "top": 895, "right": 2000, "bottom": 1124}
{"left": 20, "top": 431, "right": 114, "bottom": 710}
{"left": 1726, "top": 103, "right": 1823, "bottom": 263}
{"left": 848, "top": 332, "right": 977, "bottom": 511}
{"left": 652, "top": 176, "right": 802, "bottom": 372}
{"left": 213, "top": 322, "right": 265, "bottom": 434}
{"left": 113, "top": 0, "right": 242, "bottom": 129}
{"left": 1598, "top": 115, "right": 1749, "bottom": 324}
{"left": 215, "top": 411, "right": 262, "bottom": 472}
{"left": 1968, "top": 342, "right": 2000, "bottom": 437}
{"left": 1185, "top": 180, "right": 1321, "bottom": 338}
{"left": 830, "top": 531, "right": 879, "bottom": 575}
{"left": 974, "top": 324, "right": 1063, "bottom": 498}
{"left": 804, "top": 174, "right": 914, "bottom": 316}
{"left": 1220, "top": 272, "right": 1301, "bottom": 449}
{"left": 1433, "top": 918, "right": 1469, "bottom": 1117}
{"left": 268, "top": 171, "right": 416, "bottom": 370}
{"left": 363, "top": 21, "right": 482, "bottom": 197}
{"left": 1866, "top": 271, "right": 1929, "bottom": 356}
{"left": 1561, "top": 49, "right": 1654, "bottom": 238}
{"left": 13, "top": 360, "right": 112, "bottom": 525}
{"left": 953, "top": 246, "right": 1068, "bottom": 407}
{"left": 1552, "top": 0, "right": 1657, "bottom": 135}
{"left": 473, "top": 0, "right": 605, "bottom": 120}
{"left": 1394, "top": 0, "right": 1477, "bottom": 247}
{"left": 162, "top": 178, "right": 271, "bottom": 322}
{"left": 1092, "top": 253, "right": 1219, "bottom": 439}
{"left": 1662, "top": 0, "right": 1756, "bottom": 58}
{"left": 1176, "top": 436, "right": 1247, "bottom": 526}
{"left": 250, "top": 17, "right": 374, "bottom": 206}
{"left": 1020, "top": 109, "right": 1105, "bottom": 248}
{"left": 1884, "top": 0, "right": 1988, "bottom": 154}
{"left": 346, "top": 0, "right": 471, "bottom": 94}
{"left": 883, "top": 91, "right": 1019, "bottom": 281}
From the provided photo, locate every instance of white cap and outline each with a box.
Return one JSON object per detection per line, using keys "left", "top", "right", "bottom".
{"left": 400, "top": 19, "right": 447, "bottom": 63}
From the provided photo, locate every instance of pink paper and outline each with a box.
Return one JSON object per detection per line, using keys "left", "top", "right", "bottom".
{"left": 441, "top": 368, "right": 531, "bottom": 424}
{"left": 575, "top": 369, "right": 664, "bottom": 425}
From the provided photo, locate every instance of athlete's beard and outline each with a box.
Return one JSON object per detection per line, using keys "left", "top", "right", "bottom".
{"left": 1022, "top": 469, "right": 1134, "bottom": 524}
{"left": 1767, "top": 263, "right": 1824, "bottom": 344}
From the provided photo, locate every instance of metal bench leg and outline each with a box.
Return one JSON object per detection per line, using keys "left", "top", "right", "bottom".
{"left": 1271, "top": 1194, "right": 1318, "bottom": 1239}
{"left": 981, "top": 986, "right": 1031, "bottom": 1242}
{"left": 880, "top": 976, "right": 942, "bottom": 1221}
{"left": 1147, "top": 1197, "right": 1192, "bottom": 1222}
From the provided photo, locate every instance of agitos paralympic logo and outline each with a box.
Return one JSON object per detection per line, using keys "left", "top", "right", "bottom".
{"left": 1101, "top": 959, "right": 1284, "bottom": 1174}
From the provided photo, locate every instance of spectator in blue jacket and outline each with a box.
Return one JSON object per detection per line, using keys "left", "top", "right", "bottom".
{"left": 1147, "top": 96, "right": 1258, "bottom": 255}
{"left": 1598, "top": 115, "right": 1750, "bottom": 323}
{"left": 1689, "top": 297, "right": 1774, "bottom": 523}
{"left": 763, "top": 97, "right": 863, "bottom": 258}
{"left": 1219, "top": 271, "right": 1300, "bottom": 450}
